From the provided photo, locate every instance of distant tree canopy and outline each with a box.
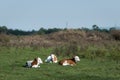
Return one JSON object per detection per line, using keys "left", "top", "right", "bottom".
{"left": 91, "top": 24, "right": 110, "bottom": 32}
{"left": 7, "top": 29, "right": 36, "bottom": 35}
{"left": 0, "top": 25, "right": 119, "bottom": 36}
{"left": 0, "top": 26, "right": 36, "bottom": 35}
{"left": 0, "top": 26, "right": 7, "bottom": 33}
{"left": 38, "top": 28, "right": 62, "bottom": 35}
{"left": 92, "top": 24, "right": 99, "bottom": 31}
{"left": 0, "top": 26, "right": 63, "bottom": 35}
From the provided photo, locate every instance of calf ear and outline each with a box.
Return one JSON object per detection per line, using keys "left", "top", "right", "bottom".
{"left": 34, "top": 58, "right": 37, "bottom": 61}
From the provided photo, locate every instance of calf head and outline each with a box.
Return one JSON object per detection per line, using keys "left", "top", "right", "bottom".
{"left": 74, "top": 56, "right": 80, "bottom": 62}
{"left": 51, "top": 54, "right": 58, "bottom": 63}
{"left": 37, "top": 57, "right": 43, "bottom": 64}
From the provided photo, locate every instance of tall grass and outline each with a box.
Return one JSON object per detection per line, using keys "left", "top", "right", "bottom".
{"left": 52, "top": 42, "right": 120, "bottom": 63}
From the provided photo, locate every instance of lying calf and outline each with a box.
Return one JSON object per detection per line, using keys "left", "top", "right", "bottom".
{"left": 25, "top": 57, "right": 43, "bottom": 68}
{"left": 59, "top": 56, "right": 80, "bottom": 66}
{"left": 45, "top": 54, "right": 58, "bottom": 63}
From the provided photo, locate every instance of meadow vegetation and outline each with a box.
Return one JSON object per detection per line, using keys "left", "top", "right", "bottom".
{"left": 0, "top": 28, "right": 120, "bottom": 80}
{"left": 0, "top": 47, "right": 120, "bottom": 80}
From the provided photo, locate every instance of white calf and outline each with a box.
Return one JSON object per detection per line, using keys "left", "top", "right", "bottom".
{"left": 45, "top": 54, "right": 58, "bottom": 63}
{"left": 25, "top": 57, "right": 43, "bottom": 68}
{"left": 59, "top": 56, "right": 80, "bottom": 66}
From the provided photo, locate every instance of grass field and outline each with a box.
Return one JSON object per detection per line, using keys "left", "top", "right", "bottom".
{"left": 0, "top": 47, "right": 120, "bottom": 80}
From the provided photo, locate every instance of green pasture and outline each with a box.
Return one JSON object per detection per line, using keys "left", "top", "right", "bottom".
{"left": 0, "top": 47, "right": 120, "bottom": 80}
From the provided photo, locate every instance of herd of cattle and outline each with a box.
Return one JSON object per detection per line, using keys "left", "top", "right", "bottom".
{"left": 25, "top": 54, "right": 80, "bottom": 68}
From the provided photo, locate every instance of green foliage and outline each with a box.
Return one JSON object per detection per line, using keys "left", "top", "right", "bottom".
{"left": 53, "top": 44, "right": 120, "bottom": 62}
{"left": 92, "top": 24, "right": 100, "bottom": 31}
{"left": 0, "top": 25, "right": 116, "bottom": 36}
{"left": 0, "top": 47, "right": 120, "bottom": 80}
{"left": 0, "top": 26, "right": 7, "bottom": 33}
{"left": 108, "top": 47, "right": 120, "bottom": 63}
{"left": 38, "top": 27, "right": 47, "bottom": 35}
{"left": 81, "top": 27, "right": 90, "bottom": 32}
{"left": 7, "top": 29, "right": 36, "bottom": 35}
{"left": 53, "top": 43, "right": 79, "bottom": 57}
{"left": 83, "top": 46, "right": 107, "bottom": 60}
{"left": 38, "top": 27, "right": 62, "bottom": 35}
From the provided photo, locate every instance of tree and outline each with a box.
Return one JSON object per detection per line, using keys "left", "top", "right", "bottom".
{"left": 0, "top": 26, "right": 7, "bottom": 33}
{"left": 46, "top": 28, "right": 61, "bottom": 34}
{"left": 109, "top": 27, "right": 116, "bottom": 31}
{"left": 81, "top": 27, "right": 90, "bottom": 32}
{"left": 92, "top": 25, "right": 100, "bottom": 31}
{"left": 38, "top": 27, "right": 47, "bottom": 35}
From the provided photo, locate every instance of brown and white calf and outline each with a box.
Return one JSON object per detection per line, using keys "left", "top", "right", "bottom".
{"left": 59, "top": 56, "right": 80, "bottom": 66}
{"left": 45, "top": 54, "right": 58, "bottom": 63}
{"left": 25, "top": 57, "right": 43, "bottom": 68}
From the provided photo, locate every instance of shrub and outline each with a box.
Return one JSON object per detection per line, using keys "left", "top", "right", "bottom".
{"left": 111, "top": 30, "right": 120, "bottom": 40}
{"left": 83, "top": 46, "right": 107, "bottom": 60}
{"left": 109, "top": 47, "right": 120, "bottom": 63}
{"left": 0, "top": 34, "right": 10, "bottom": 45}
{"left": 53, "top": 42, "right": 79, "bottom": 57}
{"left": 84, "top": 46, "right": 97, "bottom": 60}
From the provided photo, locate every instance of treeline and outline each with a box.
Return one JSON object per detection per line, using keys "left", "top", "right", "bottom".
{"left": 0, "top": 26, "right": 63, "bottom": 35}
{"left": 0, "top": 26, "right": 36, "bottom": 35}
{"left": 0, "top": 25, "right": 119, "bottom": 36}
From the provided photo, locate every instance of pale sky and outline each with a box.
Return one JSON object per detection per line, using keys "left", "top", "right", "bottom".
{"left": 0, "top": 0, "right": 120, "bottom": 30}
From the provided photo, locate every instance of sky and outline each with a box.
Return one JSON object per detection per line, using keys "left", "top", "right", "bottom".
{"left": 0, "top": 0, "right": 120, "bottom": 31}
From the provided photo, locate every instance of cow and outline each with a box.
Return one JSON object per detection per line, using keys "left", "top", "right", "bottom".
{"left": 25, "top": 57, "right": 43, "bottom": 68}
{"left": 59, "top": 56, "right": 80, "bottom": 66}
{"left": 45, "top": 54, "right": 58, "bottom": 63}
